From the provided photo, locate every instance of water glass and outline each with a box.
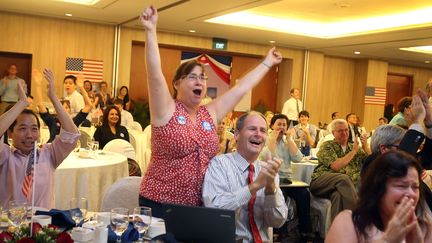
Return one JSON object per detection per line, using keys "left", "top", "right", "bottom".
{"left": 8, "top": 200, "right": 27, "bottom": 228}
{"left": 92, "top": 141, "right": 99, "bottom": 153}
{"left": 133, "top": 207, "right": 152, "bottom": 242}
{"left": 70, "top": 197, "right": 88, "bottom": 226}
{"left": 110, "top": 208, "right": 129, "bottom": 243}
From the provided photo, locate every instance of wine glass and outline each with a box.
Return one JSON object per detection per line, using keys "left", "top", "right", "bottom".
{"left": 8, "top": 200, "right": 27, "bottom": 228}
{"left": 92, "top": 141, "right": 99, "bottom": 154}
{"left": 70, "top": 197, "right": 88, "bottom": 226}
{"left": 133, "top": 207, "right": 152, "bottom": 242}
{"left": 110, "top": 208, "right": 129, "bottom": 243}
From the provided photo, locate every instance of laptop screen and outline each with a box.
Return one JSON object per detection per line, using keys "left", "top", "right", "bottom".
{"left": 162, "top": 203, "right": 236, "bottom": 243}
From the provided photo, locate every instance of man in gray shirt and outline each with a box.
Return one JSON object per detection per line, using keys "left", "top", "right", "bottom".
{"left": 0, "top": 64, "right": 26, "bottom": 114}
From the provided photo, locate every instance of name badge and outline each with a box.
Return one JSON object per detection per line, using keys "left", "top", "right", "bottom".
{"left": 177, "top": 116, "right": 187, "bottom": 125}
{"left": 202, "top": 121, "right": 212, "bottom": 131}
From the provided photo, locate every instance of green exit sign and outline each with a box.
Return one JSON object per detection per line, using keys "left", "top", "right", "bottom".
{"left": 212, "top": 38, "right": 228, "bottom": 50}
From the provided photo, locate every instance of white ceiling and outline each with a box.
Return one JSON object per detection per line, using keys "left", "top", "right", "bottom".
{"left": 1, "top": 0, "right": 432, "bottom": 69}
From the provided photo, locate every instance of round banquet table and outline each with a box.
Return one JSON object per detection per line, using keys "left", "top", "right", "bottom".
{"left": 54, "top": 151, "right": 128, "bottom": 212}
{"left": 291, "top": 160, "right": 318, "bottom": 184}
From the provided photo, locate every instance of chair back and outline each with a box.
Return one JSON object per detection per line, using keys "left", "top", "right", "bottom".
{"left": 103, "top": 139, "right": 137, "bottom": 161}
{"left": 131, "top": 121, "right": 143, "bottom": 132}
{"left": 143, "top": 125, "right": 151, "bottom": 149}
{"left": 100, "top": 176, "right": 142, "bottom": 212}
{"left": 79, "top": 129, "right": 92, "bottom": 148}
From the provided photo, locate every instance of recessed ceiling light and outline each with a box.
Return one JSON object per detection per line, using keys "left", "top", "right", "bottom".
{"left": 57, "top": 0, "right": 99, "bottom": 5}
{"left": 425, "top": 60, "right": 431, "bottom": 64}
{"left": 354, "top": 51, "right": 361, "bottom": 55}
{"left": 400, "top": 46, "right": 432, "bottom": 54}
{"left": 269, "top": 40, "right": 276, "bottom": 44}
{"left": 206, "top": 7, "right": 432, "bottom": 39}
{"left": 189, "top": 30, "right": 196, "bottom": 33}
{"left": 65, "top": 13, "right": 73, "bottom": 17}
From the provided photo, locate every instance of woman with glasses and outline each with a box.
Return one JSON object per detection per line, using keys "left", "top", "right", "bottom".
{"left": 138, "top": 5, "right": 282, "bottom": 217}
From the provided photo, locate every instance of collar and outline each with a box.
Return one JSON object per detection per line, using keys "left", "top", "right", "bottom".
{"left": 234, "top": 152, "right": 257, "bottom": 173}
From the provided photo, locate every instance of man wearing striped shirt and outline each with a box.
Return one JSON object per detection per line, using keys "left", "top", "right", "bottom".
{"left": 202, "top": 111, "right": 288, "bottom": 243}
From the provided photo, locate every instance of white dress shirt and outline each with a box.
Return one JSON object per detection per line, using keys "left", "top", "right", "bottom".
{"left": 120, "top": 109, "right": 134, "bottom": 129}
{"left": 202, "top": 152, "right": 288, "bottom": 243}
{"left": 281, "top": 97, "right": 303, "bottom": 121}
{"left": 64, "top": 90, "right": 84, "bottom": 117}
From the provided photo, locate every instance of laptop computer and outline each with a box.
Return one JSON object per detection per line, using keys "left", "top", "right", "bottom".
{"left": 162, "top": 203, "right": 236, "bottom": 243}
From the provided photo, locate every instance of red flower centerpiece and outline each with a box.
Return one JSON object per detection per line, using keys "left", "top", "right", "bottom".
{"left": 0, "top": 223, "right": 72, "bottom": 243}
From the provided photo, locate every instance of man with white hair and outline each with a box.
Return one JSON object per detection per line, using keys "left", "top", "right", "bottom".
{"left": 309, "top": 119, "right": 368, "bottom": 221}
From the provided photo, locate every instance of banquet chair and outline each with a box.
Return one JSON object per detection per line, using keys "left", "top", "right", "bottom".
{"left": 103, "top": 139, "right": 141, "bottom": 176}
{"left": 131, "top": 121, "right": 143, "bottom": 132}
{"left": 104, "top": 139, "right": 137, "bottom": 161}
{"left": 100, "top": 176, "right": 142, "bottom": 212}
{"left": 79, "top": 129, "right": 92, "bottom": 148}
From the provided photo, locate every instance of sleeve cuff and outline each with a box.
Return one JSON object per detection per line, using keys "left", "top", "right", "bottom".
{"left": 264, "top": 189, "right": 283, "bottom": 208}
{"left": 58, "top": 128, "right": 81, "bottom": 144}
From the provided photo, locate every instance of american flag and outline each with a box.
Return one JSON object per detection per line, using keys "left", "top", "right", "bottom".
{"left": 65, "top": 57, "right": 103, "bottom": 82}
{"left": 21, "top": 149, "right": 37, "bottom": 198}
{"left": 364, "top": 87, "right": 387, "bottom": 105}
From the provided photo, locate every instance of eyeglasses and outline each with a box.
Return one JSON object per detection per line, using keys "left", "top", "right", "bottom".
{"left": 385, "top": 144, "right": 399, "bottom": 149}
{"left": 183, "top": 74, "right": 208, "bottom": 82}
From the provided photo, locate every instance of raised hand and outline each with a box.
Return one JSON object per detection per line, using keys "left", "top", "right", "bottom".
{"left": 382, "top": 197, "right": 417, "bottom": 243}
{"left": 406, "top": 214, "right": 424, "bottom": 243}
{"left": 262, "top": 47, "right": 283, "bottom": 67}
{"left": 410, "top": 95, "right": 426, "bottom": 124}
{"left": 17, "top": 81, "right": 28, "bottom": 106}
{"left": 43, "top": 69, "right": 56, "bottom": 98}
{"left": 75, "top": 72, "right": 85, "bottom": 88}
{"left": 417, "top": 89, "right": 432, "bottom": 127}
{"left": 139, "top": 5, "right": 158, "bottom": 31}
{"left": 31, "top": 69, "right": 45, "bottom": 103}
{"left": 352, "top": 135, "right": 360, "bottom": 152}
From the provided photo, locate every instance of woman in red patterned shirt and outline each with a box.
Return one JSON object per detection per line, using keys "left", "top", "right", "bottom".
{"left": 138, "top": 5, "right": 283, "bottom": 217}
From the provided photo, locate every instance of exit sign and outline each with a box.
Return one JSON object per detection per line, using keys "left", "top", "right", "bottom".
{"left": 212, "top": 38, "right": 228, "bottom": 50}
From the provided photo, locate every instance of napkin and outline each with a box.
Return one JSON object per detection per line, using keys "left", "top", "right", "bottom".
{"left": 35, "top": 209, "right": 76, "bottom": 230}
{"left": 108, "top": 222, "right": 138, "bottom": 243}
{"left": 108, "top": 222, "right": 177, "bottom": 243}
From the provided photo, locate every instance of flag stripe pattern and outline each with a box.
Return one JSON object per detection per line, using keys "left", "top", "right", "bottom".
{"left": 21, "top": 149, "right": 36, "bottom": 198}
{"left": 364, "top": 87, "right": 386, "bottom": 105}
{"left": 65, "top": 57, "right": 103, "bottom": 82}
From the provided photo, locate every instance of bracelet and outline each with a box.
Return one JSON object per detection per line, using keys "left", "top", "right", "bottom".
{"left": 262, "top": 62, "right": 271, "bottom": 69}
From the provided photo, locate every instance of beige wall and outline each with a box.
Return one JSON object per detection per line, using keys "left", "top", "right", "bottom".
{"left": 3, "top": 12, "right": 432, "bottom": 131}
{"left": 305, "top": 53, "right": 356, "bottom": 126}
{"left": 118, "top": 27, "right": 305, "bottom": 109}
{"left": 0, "top": 12, "right": 115, "bottom": 97}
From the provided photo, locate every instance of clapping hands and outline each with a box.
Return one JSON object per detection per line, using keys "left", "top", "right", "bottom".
{"left": 382, "top": 196, "right": 423, "bottom": 243}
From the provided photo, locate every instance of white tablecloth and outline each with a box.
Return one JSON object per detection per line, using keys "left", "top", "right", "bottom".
{"left": 291, "top": 160, "right": 318, "bottom": 184}
{"left": 54, "top": 151, "right": 128, "bottom": 212}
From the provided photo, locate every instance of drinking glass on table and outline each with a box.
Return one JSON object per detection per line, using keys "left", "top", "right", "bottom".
{"left": 8, "top": 200, "right": 27, "bottom": 228}
{"left": 91, "top": 141, "right": 99, "bottom": 154}
{"left": 110, "top": 208, "right": 129, "bottom": 243}
{"left": 133, "top": 207, "right": 152, "bottom": 242}
{"left": 70, "top": 197, "right": 88, "bottom": 226}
